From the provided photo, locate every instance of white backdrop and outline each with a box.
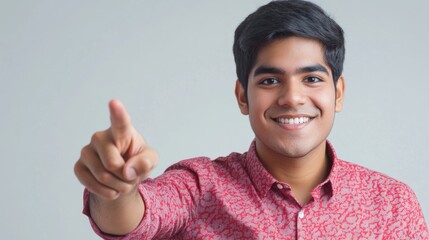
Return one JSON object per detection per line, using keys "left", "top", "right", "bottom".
{"left": 1, "top": 0, "right": 428, "bottom": 239}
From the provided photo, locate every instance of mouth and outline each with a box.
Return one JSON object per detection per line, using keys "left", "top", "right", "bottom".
{"left": 274, "top": 116, "right": 313, "bottom": 125}
{"left": 272, "top": 115, "right": 315, "bottom": 130}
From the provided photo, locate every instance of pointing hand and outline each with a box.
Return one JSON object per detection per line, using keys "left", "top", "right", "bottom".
{"left": 74, "top": 100, "right": 158, "bottom": 200}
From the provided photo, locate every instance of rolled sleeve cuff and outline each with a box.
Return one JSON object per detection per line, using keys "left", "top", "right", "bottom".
{"left": 82, "top": 184, "right": 153, "bottom": 240}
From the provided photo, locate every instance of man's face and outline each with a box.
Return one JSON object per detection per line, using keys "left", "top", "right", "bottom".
{"left": 235, "top": 36, "right": 344, "bottom": 162}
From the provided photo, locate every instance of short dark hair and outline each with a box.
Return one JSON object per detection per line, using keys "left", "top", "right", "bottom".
{"left": 233, "top": 0, "right": 345, "bottom": 94}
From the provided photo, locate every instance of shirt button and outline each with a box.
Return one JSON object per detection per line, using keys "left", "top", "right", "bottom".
{"left": 276, "top": 183, "right": 283, "bottom": 189}
{"left": 298, "top": 210, "right": 305, "bottom": 219}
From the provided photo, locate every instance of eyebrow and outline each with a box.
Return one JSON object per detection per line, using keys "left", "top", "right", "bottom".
{"left": 253, "top": 64, "right": 329, "bottom": 77}
{"left": 253, "top": 66, "right": 285, "bottom": 76}
{"left": 296, "top": 64, "right": 329, "bottom": 75}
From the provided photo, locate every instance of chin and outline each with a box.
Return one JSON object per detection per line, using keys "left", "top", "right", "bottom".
{"left": 278, "top": 147, "right": 311, "bottom": 159}
{"left": 274, "top": 139, "right": 323, "bottom": 159}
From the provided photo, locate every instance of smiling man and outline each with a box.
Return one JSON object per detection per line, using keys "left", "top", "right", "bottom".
{"left": 236, "top": 36, "right": 344, "bottom": 206}
{"left": 74, "top": 0, "right": 428, "bottom": 239}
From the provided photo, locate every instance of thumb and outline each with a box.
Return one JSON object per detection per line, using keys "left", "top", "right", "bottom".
{"left": 122, "top": 148, "right": 159, "bottom": 181}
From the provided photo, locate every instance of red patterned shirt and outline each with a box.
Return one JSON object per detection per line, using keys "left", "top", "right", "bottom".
{"left": 83, "top": 141, "right": 428, "bottom": 239}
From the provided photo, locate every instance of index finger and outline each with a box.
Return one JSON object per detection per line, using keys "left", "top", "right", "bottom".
{"left": 109, "top": 99, "right": 133, "bottom": 143}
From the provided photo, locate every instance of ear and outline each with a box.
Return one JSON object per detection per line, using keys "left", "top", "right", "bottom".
{"left": 235, "top": 80, "right": 249, "bottom": 115}
{"left": 335, "top": 76, "right": 345, "bottom": 112}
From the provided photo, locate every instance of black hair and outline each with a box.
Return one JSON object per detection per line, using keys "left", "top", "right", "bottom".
{"left": 233, "top": 0, "right": 345, "bottom": 94}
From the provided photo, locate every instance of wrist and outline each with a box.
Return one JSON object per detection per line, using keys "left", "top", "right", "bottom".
{"left": 89, "top": 185, "right": 144, "bottom": 235}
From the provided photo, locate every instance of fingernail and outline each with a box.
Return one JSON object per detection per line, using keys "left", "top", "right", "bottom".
{"left": 126, "top": 167, "right": 137, "bottom": 180}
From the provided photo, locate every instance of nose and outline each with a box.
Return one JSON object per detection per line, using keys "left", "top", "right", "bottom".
{"left": 277, "top": 80, "right": 306, "bottom": 107}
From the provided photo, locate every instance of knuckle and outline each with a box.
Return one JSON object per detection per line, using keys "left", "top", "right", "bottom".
{"left": 74, "top": 166, "right": 93, "bottom": 188}
{"left": 148, "top": 161, "right": 156, "bottom": 171}
{"left": 105, "top": 191, "right": 119, "bottom": 200}
{"left": 80, "top": 145, "right": 91, "bottom": 158}
{"left": 73, "top": 161, "right": 82, "bottom": 177}
{"left": 141, "top": 158, "right": 152, "bottom": 173}
{"left": 104, "top": 158, "right": 122, "bottom": 172}
{"left": 98, "top": 172, "right": 112, "bottom": 184}
{"left": 119, "top": 183, "right": 134, "bottom": 194}
{"left": 92, "top": 189, "right": 118, "bottom": 201}
{"left": 147, "top": 153, "right": 159, "bottom": 170}
{"left": 90, "top": 131, "right": 106, "bottom": 144}
{"left": 136, "top": 149, "right": 159, "bottom": 173}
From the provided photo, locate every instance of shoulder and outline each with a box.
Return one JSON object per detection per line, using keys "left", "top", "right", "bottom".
{"left": 332, "top": 159, "right": 428, "bottom": 237}
{"left": 335, "top": 159, "right": 410, "bottom": 192}
{"left": 334, "top": 159, "right": 421, "bottom": 212}
{"left": 165, "top": 151, "right": 246, "bottom": 179}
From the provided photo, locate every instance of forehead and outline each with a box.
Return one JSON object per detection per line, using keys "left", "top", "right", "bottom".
{"left": 253, "top": 36, "right": 330, "bottom": 74}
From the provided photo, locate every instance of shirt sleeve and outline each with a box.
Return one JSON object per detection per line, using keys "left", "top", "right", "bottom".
{"left": 82, "top": 158, "right": 207, "bottom": 240}
{"left": 384, "top": 183, "right": 429, "bottom": 239}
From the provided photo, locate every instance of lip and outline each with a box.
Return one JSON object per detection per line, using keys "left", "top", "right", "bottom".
{"left": 274, "top": 114, "right": 314, "bottom": 119}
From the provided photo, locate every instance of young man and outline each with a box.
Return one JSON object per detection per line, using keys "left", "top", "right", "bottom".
{"left": 74, "top": 0, "right": 428, "bottom": 239}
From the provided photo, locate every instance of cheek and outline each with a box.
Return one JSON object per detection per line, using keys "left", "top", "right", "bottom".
{"left": 248, "top": 91, "right": 274, "bottom": 117}
{"left": 312, "top": 89, "right": 337, "bottom": 116}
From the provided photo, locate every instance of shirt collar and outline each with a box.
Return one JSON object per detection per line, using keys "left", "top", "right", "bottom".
{"left": 325, "top": 140, "right": 342, "bottom": 196}
{"left": 243, "top": 141, "right": 277, "bottom": 198}
{"left": 243, "top": 140, "right": 341, "bottom": 199}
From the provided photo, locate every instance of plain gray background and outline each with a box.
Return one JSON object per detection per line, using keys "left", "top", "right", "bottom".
{"left": 1, "top": 0, "right": 428, "bottom": 239}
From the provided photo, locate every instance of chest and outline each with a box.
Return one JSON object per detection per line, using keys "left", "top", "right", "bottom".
{"left": 179, "top": 189, "right": 387, "bottom": 239}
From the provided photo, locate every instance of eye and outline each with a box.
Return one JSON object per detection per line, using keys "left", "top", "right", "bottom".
{"left": 304, "top": 76, "right": 323, "bottom": 83}
{"left": 259, "top": 78, "right": 280, "bottom": 85}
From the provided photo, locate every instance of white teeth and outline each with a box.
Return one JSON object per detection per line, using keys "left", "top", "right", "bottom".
{"left": 277, "top": 117, "right": 310, "bottom": 125}
{"left": 294, "top": 118, "right": 299, "bottom": 124}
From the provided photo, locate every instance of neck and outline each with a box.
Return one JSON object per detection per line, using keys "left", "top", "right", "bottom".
{"left": 256, "top": 140, "right": 330, "bottom": 205}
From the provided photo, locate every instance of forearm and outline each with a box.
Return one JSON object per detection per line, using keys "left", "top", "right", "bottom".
{"left": 89, "top": 188, "right": 145, "bottom": 236}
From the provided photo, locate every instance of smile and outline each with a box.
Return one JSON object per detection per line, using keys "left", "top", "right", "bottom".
{"left": 276, "top": 117, "right": 311, "bottom": 125}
